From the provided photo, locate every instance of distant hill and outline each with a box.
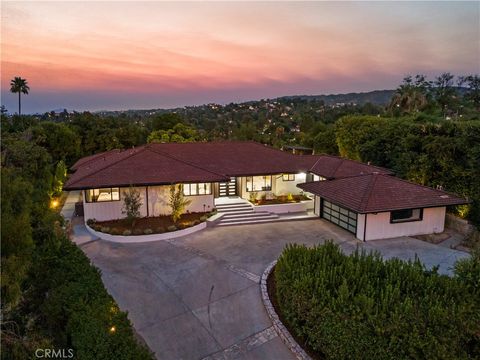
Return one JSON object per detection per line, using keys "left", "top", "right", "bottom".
{"left": 277, "top": 89, "right": 395, "bottom": 106}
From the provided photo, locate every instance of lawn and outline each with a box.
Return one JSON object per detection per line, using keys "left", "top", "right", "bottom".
{"left": 88, "top": 211, "right": 213, "bottom": 236}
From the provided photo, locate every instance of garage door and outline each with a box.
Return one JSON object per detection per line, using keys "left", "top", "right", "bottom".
{"left": 321, "top": 200, "right": 357, "bottom": 234}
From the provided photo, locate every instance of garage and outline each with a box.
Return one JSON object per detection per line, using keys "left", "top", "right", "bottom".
{"left": 320, "top": 199, "right": 357, "bottom": 234}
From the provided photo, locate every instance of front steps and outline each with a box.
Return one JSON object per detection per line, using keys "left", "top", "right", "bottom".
{"left": 215, "top": 200, "right": 280, "bottom": 226}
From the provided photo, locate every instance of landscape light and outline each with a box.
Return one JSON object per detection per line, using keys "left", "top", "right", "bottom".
{"left": 109, "top": 326, "right": 116, "bottom": 333}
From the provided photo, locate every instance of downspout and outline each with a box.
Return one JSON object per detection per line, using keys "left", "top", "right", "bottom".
{"left": 146, "top": 186, "right": 149, "bottom": 217}
{"left": 363, "top": 213, "right": 367, "bottom": 242}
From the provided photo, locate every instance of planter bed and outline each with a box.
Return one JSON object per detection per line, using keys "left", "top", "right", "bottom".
{"left": 251, "top": 194, "right": 311, "bottom": 206}
{"left": 88, "top": 212, "right": 212, "bottom": 236}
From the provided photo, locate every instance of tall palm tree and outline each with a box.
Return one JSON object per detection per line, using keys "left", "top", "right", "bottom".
{"left": 10, "top": 77, "right": 30, "bottom": 115}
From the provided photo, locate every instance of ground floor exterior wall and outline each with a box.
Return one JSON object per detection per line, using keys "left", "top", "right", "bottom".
{"left": 83, "top": 185, "right": 214, "bottom": 222}
{"left": 237, "top": 173, "right": 307, "bottom": 201}
{"left": 360, "top": 207, "right": 446, "bottom": 241}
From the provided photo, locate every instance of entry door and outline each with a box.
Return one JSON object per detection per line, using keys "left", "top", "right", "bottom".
{"left": 219, "top": 177, "right": 237, "bottom": 196}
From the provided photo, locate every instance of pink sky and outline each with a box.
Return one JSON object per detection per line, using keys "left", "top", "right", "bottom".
{"left": 1, "top": 1, "right": 479, "bottom": 113}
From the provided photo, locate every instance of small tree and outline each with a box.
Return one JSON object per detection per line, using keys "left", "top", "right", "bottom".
{"left": 122, "top": 187, "right": 142, "bottom": 226}
{"left": 169, "top": 185, "right": 191, "bottom": 223}
{"left": 52, "top": 160, "right": 67, "bottom": 197}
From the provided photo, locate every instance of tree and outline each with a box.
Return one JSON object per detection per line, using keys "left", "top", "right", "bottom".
{"left": 459, "top": 74, "right": 480, "bottom": 110}
{"left": 388, "top": 75, "right": 431, "bottom": 115}
{"left": 122, "top": 187, "right": 142, "bottom": 226}
{"left": 147, "top": 123, "right": 199, "bottom": 143}
{"left": 10, "top": 77, "right": 30, "bottom": 115}
{"left": 52, "top": 160, "right": 67, "bottom": 197}
{"left": 168, "top": 185, "right": 191, "bottom": 223}
{"left": 433, "top": 72, "right": 457, "bottom": 114}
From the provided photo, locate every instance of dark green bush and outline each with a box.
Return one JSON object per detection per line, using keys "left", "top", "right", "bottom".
{"left": 28, "top": 235, "right": 153, "bottom": 359}
{"left": 167, "top": 225, "right": 177, "bottom": 232}
{"left": 132, "top": 228, "right": 143, "bottom": 235}
{"left": 275, "top": 242, "right": 480, "bottom": 360}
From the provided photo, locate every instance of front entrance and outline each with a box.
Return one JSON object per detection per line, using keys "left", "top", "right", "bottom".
{"left": 321, "top": 199, "right": 357, "bottom": 234}
{"left": 219, "top": 177, "right": 237, "bottom": 197}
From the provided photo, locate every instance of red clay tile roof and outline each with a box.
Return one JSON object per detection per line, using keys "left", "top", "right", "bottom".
{"left": 298, "top": 173, "right": 469, "bottom": 213}
{"left": 64, "top": 146, "right": 229, "bottom": 190}
{"left": 306, "top": 155, "right": 393, "bottom": 178}
{"left": 65, "top": 141, "right": 397, "bottom": 190}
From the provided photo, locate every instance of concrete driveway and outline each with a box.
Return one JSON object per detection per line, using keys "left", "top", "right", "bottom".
{"left": 80, "top": 219, "right": 469, "bottom": 360}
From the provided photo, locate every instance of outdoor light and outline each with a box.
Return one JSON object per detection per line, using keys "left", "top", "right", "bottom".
{"left": 50, "top": 199, "right": 59, "bottom": 208}
{"left": 109, "top": 326, "right": 116, "bottom": 333}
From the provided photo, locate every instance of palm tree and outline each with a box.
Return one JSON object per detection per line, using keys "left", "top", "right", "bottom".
{"left": 10, "top": 77, "right": 30, "bottom": 115}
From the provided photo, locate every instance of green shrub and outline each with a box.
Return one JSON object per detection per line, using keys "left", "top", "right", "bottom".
{"left": 167, "top": 225, "right": 177, "bottom": 232}
{"left": 86, "top": 218, "right": 96, "bottom": 226}
{"left": 192, "top": 220, "right": 200, "bottom": 226}
{"left": 109, "top": 227, "right": 121, "bottom": 235}
{"left": 274, "top": 242, "right": 480, "bottom": 360}
{"left": 132, "top": 228, "right": 143, "bottom": 235}
{"left": 155, "top": 227, "right": 165, "bottom": 233}
{"left": 100, "top": 226, "right": 110, "bottom": 233}
{"left": 143, "top": 228, "right": 153, "bottom": 235}
{"left": 177, "top": 223, "right": 187, "bottom": 230}
{"left": 199, "top": 215, "right": 207, "bottom": 222}
{"left": 122, "top": 230, "right": 132, "bottom": 236}
{"left": 91, "top": 224, "right": 101, "bottom": 231}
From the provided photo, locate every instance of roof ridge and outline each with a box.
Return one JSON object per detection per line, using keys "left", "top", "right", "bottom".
{"left": 147, "top": 144, "right": 230, "bottom": 179}
{"left": 67, "top": 146, "right": 149, "bottom": 187}
{"left": 318, "top": 154, "right": 393, "bottom": 174}
{"left": 359, "top": 173, "right": 378, "bottom": 212}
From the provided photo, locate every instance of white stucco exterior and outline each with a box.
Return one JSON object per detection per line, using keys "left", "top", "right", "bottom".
{"left": 238, "top": 173, "right": 307, "bottom": 201}
{"left": 83, "top": 185, "right": 215, "bottom": 222}
{"left": 359, "top": 207, "right": 446, "bottom": 241}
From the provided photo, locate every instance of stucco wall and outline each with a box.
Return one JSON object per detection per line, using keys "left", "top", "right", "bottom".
{"left": 83, "top": 185, "right": 215, "bottom": 222}
{"left": 239, "top": 173, "right": 306, "bottom": 201}
{"left": 363, "top": 207, "right": 446, "bottom": 241}
{"left": 314, "top": 195, "right": 321, "bottom": 216}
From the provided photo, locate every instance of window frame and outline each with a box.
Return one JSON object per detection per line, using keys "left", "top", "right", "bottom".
{"left": 245, "top": 175, "right": 272, "bottom": 192}
{"left": 282, "top": 174, "right": 295, "bottom": 182}
{"left": 84, "top": 187, "right": 121, "bottom": 203}
{"left": 390, "top": 208, "right": 423, "bottom": 224}
{"left": 182, "top": 183, "right": 212, "bottom": 196}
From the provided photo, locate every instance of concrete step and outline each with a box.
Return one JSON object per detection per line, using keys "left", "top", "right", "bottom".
{"left": 216, "top": 202, "right": 251, "bottom": 208}
{"left": 222, "top": 211, "right": 273, "bottom": 219}
{"left": 217, "top": 217, "right": 284, "bottom": 226}
{"left": 219, "top": 214, "right": 279, "bottom": 223}
{"left": 217, "top": 208, "right": 254, "bottom": 214}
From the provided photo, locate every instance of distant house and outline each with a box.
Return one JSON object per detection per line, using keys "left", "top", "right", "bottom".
{"left": 64, "top": 141, "right": 468, "bottom": 241}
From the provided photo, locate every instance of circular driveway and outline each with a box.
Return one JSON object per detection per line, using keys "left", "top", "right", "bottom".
{"left": 79, "top": 219, "right": 469, "bottom": 360}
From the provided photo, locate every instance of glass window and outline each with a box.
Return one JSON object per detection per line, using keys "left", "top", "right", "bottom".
{"left": 85, "top": 188, "right": 120, "bottom": 202}
{"left": 282, "top": 174, "right": 295, "bottom": 181}
{"left": 183, "top": 183, "right": 212, "bottom": 196}
{"left": 246, "top": 176, "right": 272, "bottom": 192}
{"left": 391, "top": 208, "right": 423, "bottom": 223}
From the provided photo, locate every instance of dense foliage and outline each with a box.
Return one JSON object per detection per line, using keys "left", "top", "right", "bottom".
{"left": 275, "top": 242, "right": 480, "bottom": 360}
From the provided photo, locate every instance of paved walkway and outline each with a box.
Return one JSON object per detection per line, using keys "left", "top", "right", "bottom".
{"left": 74, "top": 219, "right": 470, "bottom": 360}
{"left": 60, "top": 190, "right": 81, "bottom": 219}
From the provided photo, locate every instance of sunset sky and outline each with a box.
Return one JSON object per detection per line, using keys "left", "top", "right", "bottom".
{"left": 1, "top": 1, "right": 479, "bottom": 113}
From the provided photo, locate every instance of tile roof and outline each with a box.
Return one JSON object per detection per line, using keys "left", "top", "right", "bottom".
{"left": 64, "top": 141, "right": 397, "bottom": 190}
{"left": 306, "top": 155, "right": 393, "bottom": 179}
{"left": 298, "top": 173, "right": 469, "bottom": 213}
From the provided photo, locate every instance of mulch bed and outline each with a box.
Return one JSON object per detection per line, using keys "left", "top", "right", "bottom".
{"left": 267, "top": 266, "right": 323, "bottom": 360}
{"left": 94, "top": 212, "right": 208, "bottom": 234}
{"left": 253, "top": 195, "right": 311, "bottom": 206}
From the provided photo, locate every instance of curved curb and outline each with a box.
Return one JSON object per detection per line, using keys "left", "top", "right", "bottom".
{"left": 85, "top": 221, "right": 207, "bottom": 243}
{"left": 261, "top": 260, "right": 312, "bottom": 360}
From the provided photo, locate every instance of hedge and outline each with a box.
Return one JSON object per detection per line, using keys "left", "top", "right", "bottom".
{"left": 26, "top": 235, "right": 153, "bottom": 360}
{"left": 275, "top": 242, "right": 480, "bottom": 360}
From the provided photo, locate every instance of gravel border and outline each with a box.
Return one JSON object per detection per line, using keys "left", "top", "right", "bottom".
{"left": 260, "top": 260, "right": 312, "bottom": 360}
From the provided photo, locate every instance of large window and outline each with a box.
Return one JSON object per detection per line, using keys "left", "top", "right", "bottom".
{"left": 246, "top": 176, "right": 272, "bottom": 192}
{"left": 85, "top": 188, "right": 120, "bottom": 202}
{"left": 282, "top": 174, "right": 295, "bottom": 181}
{"left": 183, "top": 183, "right": 212, "bottom": 196}
{"left": 390, "top": 208, "right": 423, "bottom": 223}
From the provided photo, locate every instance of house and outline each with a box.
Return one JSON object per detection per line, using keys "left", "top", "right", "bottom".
{"left": 64, "top": 141, "right": 468, "bottom": 241}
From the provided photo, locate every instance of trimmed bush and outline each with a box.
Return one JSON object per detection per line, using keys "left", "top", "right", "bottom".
{"left": 100, "top": 226, "right": 110, "bottom": 233}
{"left": 109, "top": 227, "right": 121, "bottom": 235}
{"left": 122, "top": 230, "right": 132, "bottom": 236}
{"left": 155, "top": 227, "right": 165, "bottom": 234}
{"left": 192, "top": 220, "right": 200, "bottom": 226}
{"left": 132, "top": 228, "right": 143, "bottom": 236}
{"left": 275, "top": 242, "right": 480, "bottom": 360}
{"left": 86, "top": 218, "right": 96, "bottom": 226}
{"left": 199, "top": 215, "right": 207, "bottom": 222}
{"left": 177, "top": 223, "right": 187, "bottom": 230}
{"left": 143, "top": 228, "right": 153, "bottom": 235}
{"left": 167, "top": 225, "right": 177, "bottom": 232}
